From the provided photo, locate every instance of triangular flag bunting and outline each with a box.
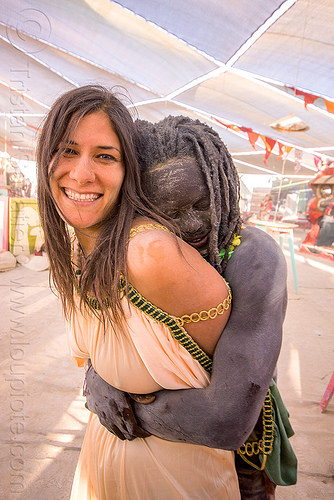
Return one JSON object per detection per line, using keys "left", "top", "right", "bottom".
{"left": 287, "top": 85, "right": 334, "bottom": 113}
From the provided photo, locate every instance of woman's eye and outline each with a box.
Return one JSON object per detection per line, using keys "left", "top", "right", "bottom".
{"left": 63, "top": 147, "right": 77, "bottom": 156}
{"left": 98, "top": 154, "right": 117, "bottom": 161}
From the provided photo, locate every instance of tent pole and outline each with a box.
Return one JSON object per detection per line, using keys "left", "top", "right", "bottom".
{"left": 274, "top": 157, "right": 287, "bottom": 221}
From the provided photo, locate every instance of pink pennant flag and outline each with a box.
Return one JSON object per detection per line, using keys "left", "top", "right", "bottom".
{"left": 294, "top": 149, "right": 303, "bottom": 172}
{"left": 314, "top": 156, "right": 322, "bottom": 170}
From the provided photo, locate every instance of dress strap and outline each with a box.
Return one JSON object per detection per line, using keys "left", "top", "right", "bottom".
{"left": 119, "top": 277, "right": 213, "bottom": 374}
{"left": 129, "top": 223, "right": 171, "bottom": 241}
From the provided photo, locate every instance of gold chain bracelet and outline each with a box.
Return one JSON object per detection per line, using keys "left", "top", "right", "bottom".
{"left": 174, "top": 286, "right": 232, "bottom": 327}
{"left": 237, "top": 389, "right": 274, "bottom": 471}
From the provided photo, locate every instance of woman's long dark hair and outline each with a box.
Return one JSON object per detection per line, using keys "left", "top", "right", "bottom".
{"left": 37, "top": 85, "right": 173, "bottom": 326}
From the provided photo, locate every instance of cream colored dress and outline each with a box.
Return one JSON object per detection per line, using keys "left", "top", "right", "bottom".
{"left": 67, "top": 236, "right": 240, "bottom": 500}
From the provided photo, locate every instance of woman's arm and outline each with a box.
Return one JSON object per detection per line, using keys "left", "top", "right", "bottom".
{"left": 85, "top": 226, "right": 287, "bottom": 449}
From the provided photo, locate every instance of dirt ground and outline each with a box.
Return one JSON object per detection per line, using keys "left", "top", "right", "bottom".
{"left": 0, "top": 229, "right": 333, "bottom": 499}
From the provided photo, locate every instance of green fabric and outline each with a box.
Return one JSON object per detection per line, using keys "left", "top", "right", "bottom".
{"left": 261, "top": 379, "right": 298, "bottom": 486}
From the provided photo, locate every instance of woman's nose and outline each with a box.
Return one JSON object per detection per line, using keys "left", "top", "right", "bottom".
{"left": 69, "top": 156, "right": 95, "bottom": 184}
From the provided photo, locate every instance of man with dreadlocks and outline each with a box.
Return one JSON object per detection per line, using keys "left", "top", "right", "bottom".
{"left": 85, "top": 116, "right": 297, "bottom": 499}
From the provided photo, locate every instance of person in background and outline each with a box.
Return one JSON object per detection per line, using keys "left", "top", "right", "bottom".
{"left": 258, "top": 194, "right": 273, "bottom": 220}
{"left": 316, "top": 194, "right": 334, "bottom": 247}
{"left": 85, "top": 116, "right": 297, "bottom": 500}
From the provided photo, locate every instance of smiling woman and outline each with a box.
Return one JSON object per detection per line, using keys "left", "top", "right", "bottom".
{"left": 36, "top": 85, "right": 160, "bottom": 327}
{"left": 49, "top": 111, "right": 125, "bottom": 254}
{"left": 36, "top": 86, "right": 240, "bottom": 499}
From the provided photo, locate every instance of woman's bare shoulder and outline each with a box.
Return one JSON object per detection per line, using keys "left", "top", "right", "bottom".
{"left": 127, "top": 222, "right": 199, "bottom": 288}
{"left": 127, "top": 220, "right": 181, "bottom": 274}
{"left": 127, "top": 220, "right": 231, "bottom": 355}
{"left": 127, "top": 220, "right": 228, "bottom": 314}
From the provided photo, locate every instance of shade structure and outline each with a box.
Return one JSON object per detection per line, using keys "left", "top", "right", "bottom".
{"left": 0, "top": 0, "right": 333, "bottom": 178}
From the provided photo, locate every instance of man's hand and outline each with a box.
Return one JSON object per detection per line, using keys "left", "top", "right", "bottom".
{"left": 85, "top": 361, "right": 152, "bottom": 440}
{"left": 129, "top": 393, "right": 156, "bottom": 404}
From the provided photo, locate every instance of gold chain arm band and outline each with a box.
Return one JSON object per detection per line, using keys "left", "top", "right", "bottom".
{"left": 236, "top": 389, "right": 274, "bottom": 471}
{"left": 173, "top": 284, "right": 232, "bottom": 327}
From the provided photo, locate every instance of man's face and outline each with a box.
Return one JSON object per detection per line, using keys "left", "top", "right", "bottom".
{"left": 143, "top": 157, "right": 212, "bottom": 255}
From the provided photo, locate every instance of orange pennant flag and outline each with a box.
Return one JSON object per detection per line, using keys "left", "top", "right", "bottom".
{"left": 283, "top": 146, "right": 293, "bottom": 157}
{"left": 324, "top": 99, "right": 334, "bottom": 114}
{"left": 247, "top": 131, "right": 259, "bottom": 149}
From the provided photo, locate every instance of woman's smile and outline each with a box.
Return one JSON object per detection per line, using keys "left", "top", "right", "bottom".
{"left": 62, "top": 188, "right": 102, "bottom": 202}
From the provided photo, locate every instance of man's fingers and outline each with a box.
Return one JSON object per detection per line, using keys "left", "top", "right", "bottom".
{"left": 128, "top": 393, "right": 156, "bottom": 404}
{"left": 109, "top": 426, "right": 127, "bottom": 440}
{"left": 132, "top": 425, "right": 152, "bottom": 439}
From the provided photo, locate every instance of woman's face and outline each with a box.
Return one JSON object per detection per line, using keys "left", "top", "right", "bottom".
{"left": 50, "top": 111, "right": 125, "bottom": 239}
{"left": 144, "top": 157, "right": 212, "bottom": 255}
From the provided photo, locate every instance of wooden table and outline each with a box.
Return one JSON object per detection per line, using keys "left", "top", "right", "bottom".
{"left": 248, "top": 219, "right": 299, "bottom": 294}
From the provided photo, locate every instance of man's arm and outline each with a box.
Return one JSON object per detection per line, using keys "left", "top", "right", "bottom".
{"left": 86, "top": 226, "right": 287, "bottom": 449}
{"left": 131, "top": 227, "right": 286, "bottom": 449}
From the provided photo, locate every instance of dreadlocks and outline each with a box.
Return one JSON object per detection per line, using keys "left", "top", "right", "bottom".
{"left": 135, "top": 116, "right": 242, "bottom": 272}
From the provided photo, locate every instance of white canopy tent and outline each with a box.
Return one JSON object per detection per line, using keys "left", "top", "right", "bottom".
{"left": 0, "top": 0, "right": 334, "bottom": 179}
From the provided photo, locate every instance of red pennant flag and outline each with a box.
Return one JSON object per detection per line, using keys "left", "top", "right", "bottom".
{"left": 287, "top": 85, "right": 334, "bottom": 113}
{"left": 302, "top": 92, "right": 318, "bottom": 107}
{"left": 261, "top": 137, "right": 276, "bottom": 164}
{"left": 215, "top": 119, "right": 241, "bottom": 132}
{"left": 214, "top": 117, "right": 302, "bottom": 166}
{"left": 288, "top": 86, "right": 318, "bottom": 108}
